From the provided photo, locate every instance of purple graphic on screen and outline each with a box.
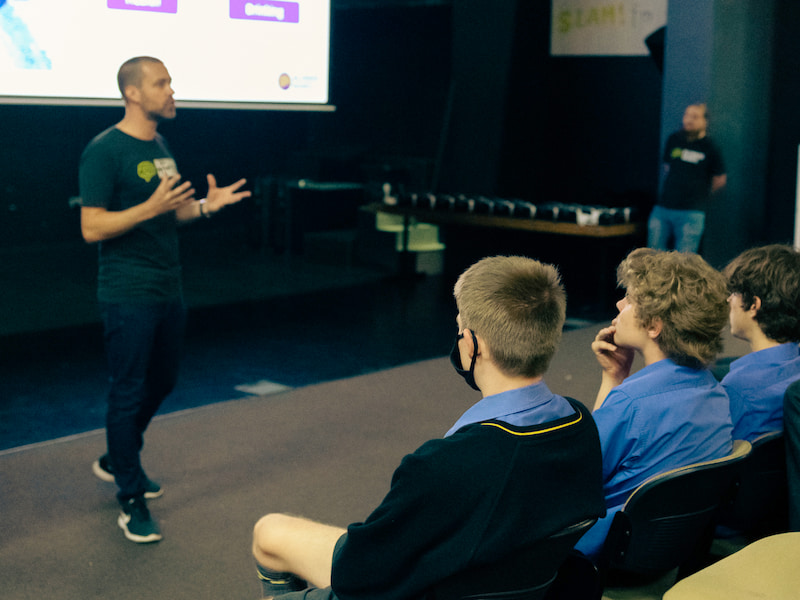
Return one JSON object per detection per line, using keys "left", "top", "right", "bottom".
{"left": 107, "top": 0, "right": 178, "bottom": 14}
{"left": 230, "top": 1, "right": 299, "bottom": 23}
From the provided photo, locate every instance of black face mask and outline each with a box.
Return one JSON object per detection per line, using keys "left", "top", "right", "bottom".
{"left": 450, "top": 330, "right": 480, "bottom": 391}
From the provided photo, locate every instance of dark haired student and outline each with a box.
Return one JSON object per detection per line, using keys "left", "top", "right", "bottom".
{"left": 721, "top": 244, "right": 800, "bottom": 442}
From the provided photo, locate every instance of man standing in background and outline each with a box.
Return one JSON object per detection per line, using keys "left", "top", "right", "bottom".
{"left": 79, "top": 56, "right": 251, "bottom": 543}
{"left": 648, "top": 103, "right": 727, "bottom": 253}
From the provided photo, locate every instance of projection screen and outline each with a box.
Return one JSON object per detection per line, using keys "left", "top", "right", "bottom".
{"left": 0, "top": 0, "right": 333, "bottom": 111}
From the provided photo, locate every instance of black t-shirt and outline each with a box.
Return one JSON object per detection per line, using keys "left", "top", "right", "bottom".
{"left": 79, "top": 127, "right": 182, "bottom": 303}
{"left": 659, "top": 131, "right": 725, "bottom": 211}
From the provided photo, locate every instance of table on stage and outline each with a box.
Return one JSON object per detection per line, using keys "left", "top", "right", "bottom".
{"left": 364, "top": 202, "right": 641, "bottom": 246}
{"left": 363, "top": 202, "right": 644, "bottom": 310}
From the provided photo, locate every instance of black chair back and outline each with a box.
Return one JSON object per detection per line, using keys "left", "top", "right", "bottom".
{"left": 717, "top": 431, "right": 788, "bottom": 535}
{"left": 602, "top": 440, "right": 751, "bottom": 577}
{"left": 427, "top": 519, "right": 596, "bottom": 600}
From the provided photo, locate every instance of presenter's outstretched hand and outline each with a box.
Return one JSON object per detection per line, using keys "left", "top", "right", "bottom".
{"left": 204, "top": 174, "right": 252, "bottom": 214}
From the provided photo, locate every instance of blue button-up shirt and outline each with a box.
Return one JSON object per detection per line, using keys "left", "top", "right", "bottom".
{"left": 722, "top": 342, "right": 800, "bottom": 442}
{"left": 575, "top": 358, "right": 733, "bottom": 558}
{"left": 445, "top": 381, "right": 575, "bottom": 438}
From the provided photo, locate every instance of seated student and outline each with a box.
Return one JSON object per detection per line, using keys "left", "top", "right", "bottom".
{"left": 785, "top": 380, "right": 800, "bottom": 531}
{"left": 575, "top": 248, "right": 734, "bottom": 560}
{"left": 720, "top": 244, "right": 800, "bottom": 442}
{"left": 251, "top": 255, "right": 606, "bottom": 600}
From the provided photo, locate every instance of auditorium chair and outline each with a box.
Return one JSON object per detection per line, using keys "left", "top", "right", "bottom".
{"left": 599, "top": 440, "right": 752, "bottom": 599}
{"left": 425, "top": 518, "right": 598, "bottom": 600}
{"left": 712, "top": 431, "right": 788, "bottom": 555}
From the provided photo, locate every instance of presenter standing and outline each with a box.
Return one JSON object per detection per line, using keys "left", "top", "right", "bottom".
{"left": 648, "top": 103, "right": 727, "bottom": 253}
{"left": 79, "top": 56, "right": 251, "bottom": 543}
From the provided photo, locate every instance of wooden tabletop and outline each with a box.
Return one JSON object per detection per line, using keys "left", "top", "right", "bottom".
{"left": 363, "top": 202, "right": 641, "bottom": 239}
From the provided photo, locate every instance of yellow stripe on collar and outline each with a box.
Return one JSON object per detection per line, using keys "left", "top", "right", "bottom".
{"left": 480, "top": 409, "right": 583, "bottom": 436}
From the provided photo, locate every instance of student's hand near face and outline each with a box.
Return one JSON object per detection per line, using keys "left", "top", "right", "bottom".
{"left": 592, "top": 325, "right": 635, "bottom": 382}
{"left": 591, "top": 325, "right": 635, "bottom": 410}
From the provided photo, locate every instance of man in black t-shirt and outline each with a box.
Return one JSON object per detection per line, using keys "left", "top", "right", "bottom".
{"left": 79, "top": 56, "right": 250, "bottom": 544}
{"left": 648, "top": 103, "right": 727, "bottom": 253}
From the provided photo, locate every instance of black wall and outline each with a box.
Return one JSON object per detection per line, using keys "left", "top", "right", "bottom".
{"left": 1, "top": 1, "right": 797, "bottom": 258}
{"left": 0, "top": 6, "right": 453, "bottom": 251}
{"left": 497, "top": 2, "right": 662, "bottom": 208}
{"left": 766, "top": 0, "right": 800, "bottom": 244}
{"left": 0, "top": 90, "right": 311, "bottom": 250}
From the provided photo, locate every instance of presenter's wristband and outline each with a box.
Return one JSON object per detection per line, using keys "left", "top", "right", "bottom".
{"left": 198, "top": 198, "right": 211, "bottom": 218}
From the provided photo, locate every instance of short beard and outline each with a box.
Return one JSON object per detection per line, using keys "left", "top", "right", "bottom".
{"left": 147, "top": 109, "right": 176, "bottom": 124}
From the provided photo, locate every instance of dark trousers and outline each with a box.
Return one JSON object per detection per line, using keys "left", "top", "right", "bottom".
{"left": 101, "top": 300, "right": 187, "bottom": 502}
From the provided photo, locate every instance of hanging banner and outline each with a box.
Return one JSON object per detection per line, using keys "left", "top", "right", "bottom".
{"left": 551, "top": 0, "right": 667, "bottom": 56}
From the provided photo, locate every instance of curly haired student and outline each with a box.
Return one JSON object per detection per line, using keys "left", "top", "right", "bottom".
{"left": 575, "top": 248, "right": 734, "bottom": 559}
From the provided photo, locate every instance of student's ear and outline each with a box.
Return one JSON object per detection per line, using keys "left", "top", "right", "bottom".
{"left": 750, "top": 296, "right": 762, "bottom": 315}
{"left": 647, "top": 318, "right": 663, "bottom": 340}
{"left": 463, "top": 328, "right": 479, "bottom": 358}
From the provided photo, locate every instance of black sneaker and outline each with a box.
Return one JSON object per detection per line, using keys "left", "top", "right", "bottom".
{"left": 93, "top": 454, "right": 163, "bottom": 499}
{"left": 92, "top": 454, "right": 116, "bottom": 482}
{"left": 118, "top": 496, "right": 162, "bottom": 543}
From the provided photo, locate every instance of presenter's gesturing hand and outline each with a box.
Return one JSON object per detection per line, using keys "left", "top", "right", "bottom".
{"left": 81, "top": 173, "right": 194, "bottom": 243}
{"left": 203, "top": 174, "right": 252, "bottom": 214}
{"left": 150, "top": 174, "right": 195, "bottom": 216}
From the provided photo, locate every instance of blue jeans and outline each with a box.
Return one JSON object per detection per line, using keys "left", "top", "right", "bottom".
{"left": 647, "top": 205, "right": 706, "bottom": 253}
{"left": 101, "top": 300, "right": 186, "bottom": 502}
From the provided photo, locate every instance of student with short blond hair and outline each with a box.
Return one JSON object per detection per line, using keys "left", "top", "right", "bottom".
{"left": 251, "top": 256, "right": 606, "bottom": 599}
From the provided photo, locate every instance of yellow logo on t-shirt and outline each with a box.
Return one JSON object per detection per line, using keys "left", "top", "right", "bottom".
{"left": 670, "top": 147, "right": 706, "bottom": 164}
{"left": 137, "top": 158, "right": 177, "bottom": 182}
{"left": 137, "top": 161, "right": 158, "bottom": 182}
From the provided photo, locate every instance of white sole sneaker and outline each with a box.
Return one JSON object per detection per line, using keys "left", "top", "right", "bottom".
{"left": 118, "top": 511, "right": 162, "bottom": 543}
{"left": 92, "top": 459, "right": 115, "bottom": 483}
{"left": 93, "top": 458, "right": 163, "bottom": 499}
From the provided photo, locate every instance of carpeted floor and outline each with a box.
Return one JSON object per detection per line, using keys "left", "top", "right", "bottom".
{"left": 0, "top": 238, "right": 458, "bottom": 450}
{"left": 0, "top": 235, "right": 752, "bottom": 599}
{"left": 0, "top": 235, "right": 619, "bottom": 451}
{"left": 0, "top": 357, "right": 484, "bottom": 600}
{"left": 0, "top": 321, "right": 750, "bottom": 600}
{"left": 0, "top": 275, "right": 459, "bottom": 451}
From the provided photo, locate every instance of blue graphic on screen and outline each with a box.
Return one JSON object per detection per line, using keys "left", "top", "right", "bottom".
{"left": 0, "top": 1, "right": 52, "bottom": 69}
